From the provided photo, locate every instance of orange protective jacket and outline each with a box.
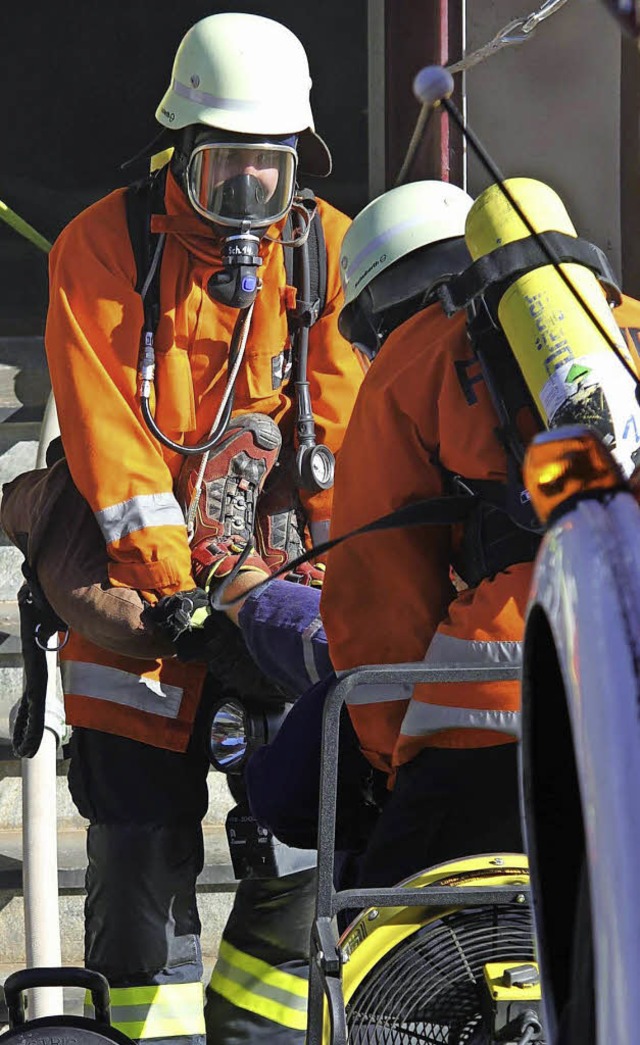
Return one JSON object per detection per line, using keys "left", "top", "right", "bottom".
{"left": 321, "top": 294, "right": 640, "bottom": 778}
{"left": 45, "top": 171, "right": 362, "bottom": 751}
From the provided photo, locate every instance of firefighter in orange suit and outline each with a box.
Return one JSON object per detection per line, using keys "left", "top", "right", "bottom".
{"left": 318, "top": 182, "right": 640, "bottom": 889}
{"left": 42, "top": 13, "right": 362, "bottom": 1045}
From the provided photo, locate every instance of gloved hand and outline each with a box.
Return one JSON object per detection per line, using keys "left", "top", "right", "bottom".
{"left": 143, "top": 588, "right": 290, "bottom": 703}
{"left": 282, "top": 560, "right": 326, "bottom": 588}
{"left": 142, "top": 588, "right": 210, "bottom": 646}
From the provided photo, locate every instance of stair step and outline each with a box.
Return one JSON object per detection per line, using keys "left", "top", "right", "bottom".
{"left": 0, "top": 824, "right": 236, "bottom": 892}
{"left": 0, "top": 602, "right": 20, "bottom": 657}
{"left": 0, "top": 770, "right": 235, "bottom": 829}
{"left": 0, "top": 437, "right": 40, "bottom": 492}
{"left": 0, "top": 338, "right": 49, "bottom": 424}
{"left": 0, "top": 549, "right": 25, "bottom": 604}
{"left": 0, "top": 770, "right": 239, "bottom": 968}
{"left": 0, "top": 422, "right": 42, "bottom": 453}
{"left": 0, "top": 338, "right": 45, "bottom": 355}
{"left": 0, "top": 893, "right": 237, "bottom": 968}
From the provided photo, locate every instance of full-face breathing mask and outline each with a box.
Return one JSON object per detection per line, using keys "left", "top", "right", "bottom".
{"left": 179, "top": 132, "right": 298, "bottom": 309}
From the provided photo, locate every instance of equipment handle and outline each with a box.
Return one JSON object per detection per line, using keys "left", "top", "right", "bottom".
{"left": 3, "top": 967, "right": 112, "bottom": 1027}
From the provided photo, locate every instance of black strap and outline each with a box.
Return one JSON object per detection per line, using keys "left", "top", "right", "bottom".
{"left": 212, "top": 495, "right": 486, "bottom": 611}
{"left": 284, "top": 190, "right": 327, "bottom": 330}
{"left": 443, "top": 473, "right": 542, "bottom": 586}
{"left": 13, "top": 578, "right": 67, "bottom": 759}
{"left": 125, "top": 168, "right": 167, "bottom": 330}
{"left": 438, "top": 232, "right": 622, "bottom": 316}
{"left": 212, "top": 482, "right": 547, "bottom": 614}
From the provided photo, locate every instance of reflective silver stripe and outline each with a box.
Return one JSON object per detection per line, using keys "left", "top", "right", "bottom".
{"left": 107, "top": 1002, "right": 203, "bottom": 1025}
{"left": 400, "top": 701, "right": 521, "bottom": 738}
{"left": 424, "top": 632, "right": 522, "bottom": 669}
{"left": 61, "top": 661, "right": 183, "bottom": 718}
{"left": 399, "top": 634, "right": 522, "bottom": 738}
{"left": 309, "top": 519, "right": 330, "bottom": 546}
{"left": 342, "top": 636, "right": 520, "bottom": 706}
{"left": 212, "top": 953, "right": 308, "bottom": 1013}
{"left": 302, "top": 616, "right": 324, "bottom": 684}
{"left": 95, "top": 492, "right": 186, "bottom": 543}
{"left": 173, "top": 78, "right": 263, "bottom": 113}
{"left": 346, "top": 681, "right": 413, "bottom": 706}
{"left": 344, "top": 215, "right": 432, "bottom": 289}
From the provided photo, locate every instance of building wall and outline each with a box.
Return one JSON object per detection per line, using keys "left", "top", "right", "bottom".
{"left": 465, "top": 0, "right": 623, "bottom": 279}
{"left": 0, "top": 1, "right": 368, "bottom": 335}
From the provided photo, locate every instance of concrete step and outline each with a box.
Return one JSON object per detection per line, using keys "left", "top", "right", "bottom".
{"left": 0, "top": 422, "right": 40, "bottom": 497}
{"left": 0, "top": 822, "right": 236, "bottom": 892}
{"left": 0, "top": 338, "right": 49, "bottom": 424}
{"left": 0, "top": 602, "right": 20, "bottom": 657}
{"left": 0, "top": 550, "right": 24, "bottom": 604}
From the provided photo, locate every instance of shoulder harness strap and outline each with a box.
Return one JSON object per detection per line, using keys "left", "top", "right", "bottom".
{"left": 125, "top": 167, "right": 168, "bottom": 332}
{"left": 284, "top": 189, "right": 327, "bottom": 331}
{"left": 439, "top": 231, "right": 622, "bottom": 316}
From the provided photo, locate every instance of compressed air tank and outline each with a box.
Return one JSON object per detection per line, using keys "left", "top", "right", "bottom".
{"left": 465, "top": 177, "right": 640, "bottom": 476}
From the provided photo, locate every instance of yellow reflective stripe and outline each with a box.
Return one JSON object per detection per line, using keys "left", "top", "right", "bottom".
{"left": 209, "top": 969, "right": 306, "bottom": 1032}
{"left": 216, "top": 940, "right": 308, "bottom": 1000}
{"left": 208, "top": 939, "right": 308, "bottom": 1031}
{"left": 108, "top": 984, "right": 203, "bottom": 1006}
{"left": 115, "top": 1016, "right": 205, "bottom": 1040}
{"left": 85, "top": 982, "right": 204, "bottom": 1040}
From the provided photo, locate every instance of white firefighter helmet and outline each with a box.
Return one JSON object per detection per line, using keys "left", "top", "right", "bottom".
{"left": 340, "top": 180, "right": 474, "bottom": 307}
{"left": 155, "top": 12, "right": 331, "bottom": 176}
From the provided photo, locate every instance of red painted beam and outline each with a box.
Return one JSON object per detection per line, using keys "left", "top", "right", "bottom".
{"left": 383, "top": 0, "right": 464, "bottom": 187}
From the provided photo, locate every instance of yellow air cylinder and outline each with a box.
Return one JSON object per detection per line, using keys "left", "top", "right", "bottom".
{"left": 465, "top": 177, "right": 640, "bottom": 476}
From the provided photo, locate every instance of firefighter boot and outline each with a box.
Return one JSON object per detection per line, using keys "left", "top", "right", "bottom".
{"left": 256, "top": 466, "right": 326, "bottom": 588}
{"left": 176, "top": 413, "right": 282, "bottom": 589}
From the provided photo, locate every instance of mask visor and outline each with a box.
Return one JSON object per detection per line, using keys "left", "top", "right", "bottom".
{"left": 187, "top": 142, "right": 297, "bottom": 227}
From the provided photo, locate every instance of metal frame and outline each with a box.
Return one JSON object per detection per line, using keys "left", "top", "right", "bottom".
{"left": 306, "top": 661, "right": 523, "bottom": 1045}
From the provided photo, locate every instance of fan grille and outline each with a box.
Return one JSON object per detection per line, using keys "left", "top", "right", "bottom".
{"left": 346, "top": 906, "right": 542, "bottom": 1045}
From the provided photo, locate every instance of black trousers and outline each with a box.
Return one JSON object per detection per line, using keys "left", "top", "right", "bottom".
{"left": 68, "top": 713, "right": 316, "bottom": 1045}
{"left": 355, "top": 743, "right": 523, "bottom": 888}
{"left": 68, "top": 721, "right": 211, "bottom": 1045}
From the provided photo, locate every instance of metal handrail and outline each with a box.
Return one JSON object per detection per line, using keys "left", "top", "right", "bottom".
{"left": 307, "top": 661, "right": 522, "bottom": 1045}
{"left": 22, "top": 389, "right": 65, "bottom": 1018}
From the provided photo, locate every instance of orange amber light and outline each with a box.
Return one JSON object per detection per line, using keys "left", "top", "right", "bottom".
{"left": 523, "top": 425, "right": 624, "bottom": 525}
